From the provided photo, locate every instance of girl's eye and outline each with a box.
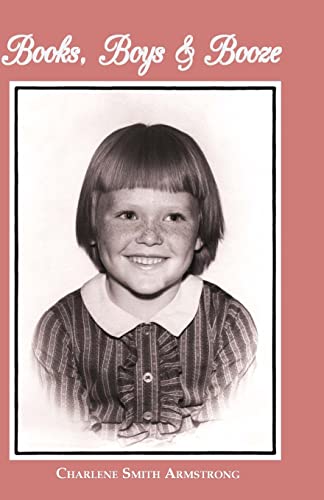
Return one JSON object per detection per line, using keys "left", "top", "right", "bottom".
{"left": 118, "top": 211, "right": 137, "bottom": 220}
{"left": 165, "top": 213, "right": 185, "bottom": 222}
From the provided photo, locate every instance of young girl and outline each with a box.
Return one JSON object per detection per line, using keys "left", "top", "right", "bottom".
{"left": 33, "top": 123, "right": 257, "bottom": 446}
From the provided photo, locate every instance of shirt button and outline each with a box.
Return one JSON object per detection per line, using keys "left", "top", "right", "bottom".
{"left": 143, "top": 411, "right": 153, "bottom": 421}
{"left": 91, "top": 422, "right": 102, "bottom": 432}
{"left": 143, "top": 323, "right": 151, "bottom": 335}
{"left": 143, "top": 372, "right": 153, "bottom": 383}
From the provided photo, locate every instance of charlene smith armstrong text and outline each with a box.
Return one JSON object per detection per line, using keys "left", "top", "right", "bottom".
{"left": 56, "top": 467, "right": 240, "bottom": 480}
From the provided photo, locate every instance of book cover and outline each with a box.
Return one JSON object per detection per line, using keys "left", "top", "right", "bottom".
{"left": 0, "top": 0, "right": 320, "bottom": 498}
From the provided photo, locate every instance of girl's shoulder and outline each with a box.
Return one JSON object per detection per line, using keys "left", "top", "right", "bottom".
{"left": 201, "top": 279, "right": 249, "bottom": 312}
{"left": 200, "top": 279, "right": 257, "bottom": 333}
{"left": 36, "top": 288, "right": 85, "bottom": 333}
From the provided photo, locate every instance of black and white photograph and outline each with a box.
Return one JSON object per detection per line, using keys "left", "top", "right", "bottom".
{"left": 14, "top": 83, "right": 279, "bottom": 456}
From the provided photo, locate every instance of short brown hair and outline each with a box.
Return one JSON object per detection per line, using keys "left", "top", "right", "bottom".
{"left": 76, "top": 123, "right": 224, "bottom": 275}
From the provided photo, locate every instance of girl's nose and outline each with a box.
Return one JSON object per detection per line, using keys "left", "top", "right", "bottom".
{"left": 135, "top": 224, "right": 163, "bottom": 246}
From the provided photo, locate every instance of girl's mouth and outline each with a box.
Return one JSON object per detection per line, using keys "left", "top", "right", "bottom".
{"left": 127, "top": 256, "right": 166, "bottom": 266}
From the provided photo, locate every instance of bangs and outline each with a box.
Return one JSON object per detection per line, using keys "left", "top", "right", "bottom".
{"left": 95, "top": 124, "right": 209, "bottom": 199}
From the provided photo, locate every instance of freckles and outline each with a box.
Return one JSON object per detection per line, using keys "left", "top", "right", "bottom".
{"left": 163, "top": 224, "right": 198, "bottom": 244}
{"left": 102, "top": 220, "right": 142, "bottom": 247}
{"left": 97, "top": 216, "right": 198, "bottom": 247}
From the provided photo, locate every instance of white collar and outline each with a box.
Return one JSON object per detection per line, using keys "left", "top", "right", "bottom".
{"left": 81, "top": 273, "right": 203, "bottom": 338}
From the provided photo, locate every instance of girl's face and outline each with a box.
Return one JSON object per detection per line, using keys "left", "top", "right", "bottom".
{"left": 95, "top": 188, "right": 202, "bottom": 304}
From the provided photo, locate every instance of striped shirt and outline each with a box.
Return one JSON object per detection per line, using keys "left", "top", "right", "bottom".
{"left": 33, "top": 274, "right": 257, "bottom": 445}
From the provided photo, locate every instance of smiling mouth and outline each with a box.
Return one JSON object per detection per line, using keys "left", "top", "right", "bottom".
{"left": 127, "top": 256, "right": 167, "bottom": 266}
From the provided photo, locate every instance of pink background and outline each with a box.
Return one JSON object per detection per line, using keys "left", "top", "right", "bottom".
{"left": 0, "top": 0, "right": 321, "bottom": 498}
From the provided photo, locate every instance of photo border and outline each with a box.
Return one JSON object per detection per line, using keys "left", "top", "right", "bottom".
{"left": 11, "top": 82, "right": 280, "bottom": 459}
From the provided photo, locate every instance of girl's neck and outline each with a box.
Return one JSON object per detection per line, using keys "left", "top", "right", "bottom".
{"left": 105, "top": 277, "right": 181, "bottom": 321}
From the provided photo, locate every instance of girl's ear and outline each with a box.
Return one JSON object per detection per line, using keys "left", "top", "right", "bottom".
{"left": 195, "top": 236, "right": 203, "bottom": 251}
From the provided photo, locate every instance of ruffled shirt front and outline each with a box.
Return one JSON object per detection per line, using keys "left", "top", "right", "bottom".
{"left": 33, "top": 274, "right": 257, "bottom": 446}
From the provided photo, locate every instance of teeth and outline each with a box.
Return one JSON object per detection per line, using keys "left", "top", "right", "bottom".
{"left": 129, "top": 256, "right": 164, "bottom": 265}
